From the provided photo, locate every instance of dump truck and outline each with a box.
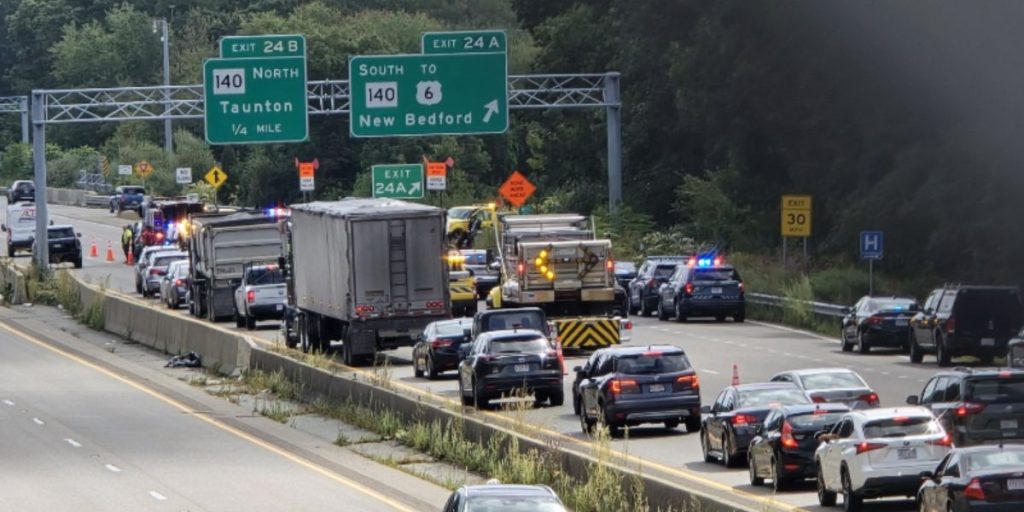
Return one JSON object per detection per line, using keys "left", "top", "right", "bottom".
{"left": 187, "top": 211, "right": 285, "bottom": 321}
{"left": 281, "top": 198, "right": 450, "bottom": 365}
{"left": 487, "top": 213, "right": 629, "bottom": 350}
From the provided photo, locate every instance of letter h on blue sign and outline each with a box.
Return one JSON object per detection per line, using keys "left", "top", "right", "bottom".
{"left": 860, "top": 231, "right": 883, "bottom": 260}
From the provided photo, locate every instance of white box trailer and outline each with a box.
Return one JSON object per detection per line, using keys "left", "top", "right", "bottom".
{"left": 287, "top": 199, "right": 449, "bottom": 365}
{"left": 187, "top": 211, "right": 284, "bottom": 321}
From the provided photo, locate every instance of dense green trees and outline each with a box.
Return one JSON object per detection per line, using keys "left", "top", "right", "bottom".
{"left": 1, "top": 0, "right": 1021, "bottom": 287}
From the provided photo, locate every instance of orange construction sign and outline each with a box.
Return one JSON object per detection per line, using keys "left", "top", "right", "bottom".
{"left": 498, "top": 170, "right": 536, "bottom": 208}
{"left": 298, "top": 162, "right": 315, "bottom": 178}
{"left": 426, "top": 162, "right": 447, "bottom": 178}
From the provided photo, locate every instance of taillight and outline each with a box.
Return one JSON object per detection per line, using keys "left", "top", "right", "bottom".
{"left": 927, "top": 434, "right": 953, "bottom": 447}
{"left": 647, "top": 279, "right": 658, "bottom": 289}
{"left": 673, "top": 374, "right": 699, "bottom": 391}
{"left": 247, "top": 290, "right": 255, "bottom": 303}
{"left": 621, "top": 320, "right": 632, "bottom": 331}
{"left": 174, "top": 279, "right": 183, "bottom": 286}
{"left": 609, "top": 379, "right": 639, "bottom": 395}
{"left": 606, "top": 259, "right": 614, "bottom": 271}
{"left": 732, "top": 414, "right": 757, "bottom": 426}
{"left": 867, "top": 315, "right": 883, "bottom": 325}
{"left": 738, "top": 282, "right": 744, "bottom": 295}
{"left": 857, "top": 392, "right": 880, "bottom": 407}
{"left": 355, "top": 305, "right": 375, "bottom": 317}
{"left": 517, "top": 263, "right": 525, "bottom": 275}
{"left": 945, "top": 316, "right": 956, "bottom": 334}
{"left": 425, "top": 300, "right": 445, "bottom": 309}
{"left": 856, "top": 441, "right": 886, "bottom": 454}
{"left": 781, "top": 421, "right": 799, "bottom": 449}
{"left": 956, "top": 402, "right": 986, "bottom": 416}
{"left": 431, "top": 338, "right": 452, "bottom": 349}
{"left": 149, "top": 268, "right": 164, "bottom": 275}
{"left": 811, "top": 395, "right": 828, "bottom": 403}
{"left": 965, "top": 478, "right": 986, "bottom": 501}
{"left": 684, "top": 283, "right": 694, "bottom": 296}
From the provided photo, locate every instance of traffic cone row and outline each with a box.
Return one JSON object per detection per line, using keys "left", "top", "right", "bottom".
{"left": 731, "top": 363, "right": 740, "bottom": 386}
{"left": 89, "top": 238, "right": 98, "bottom": 258}
{"left": 105, "top": 241, "right": 115, "bottom": 262}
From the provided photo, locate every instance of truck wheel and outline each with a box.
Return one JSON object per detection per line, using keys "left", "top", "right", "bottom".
{"left": 245, "top": 314, "right": 255, "bottom": 331}
{"left": 426, "top": 356, "right": 439, "bottom": 380}
{"left": 909, "top": 336, "right": 924, "bottom": 363}
{"left": 7, "top": 246, "right": 13, "bottom": 258}
{"left": 734, "top": 310, "right": 745, "bottom": 323}
{"left": 936, "top": 334, "right": 952, "bottom": 367}
{"left": 459, "top": 379, "right": 474, "bottom": 406}
{"left": 234, "top": 311, "right": 244, "bottom": 328}
{"left": 341, "top": 342, "right": 355, "bottom": 366}
{"left": 206, "top": 290, "right": 217, "bottom": 322}
{"left": 549, "top": 390, "right": 565, "bottom": 406}
{"left": 640, "top": 296, "right": 652, "bottom": 317}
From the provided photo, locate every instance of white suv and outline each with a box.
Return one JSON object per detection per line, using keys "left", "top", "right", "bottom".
{"left": 815, "top": 407, "right": 952, "bottom": 511}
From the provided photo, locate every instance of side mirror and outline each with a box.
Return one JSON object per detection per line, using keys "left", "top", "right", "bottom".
{"left": 76, "top": 232, "right": 82, "bottom": 237}
{"left": 700, "top": 405, "right": 712, "bottom": 414}
{"left": 919, "top": 471, "right": 934, "bottom": 480}
{"left": 906, "top": 395, "right": 919, "bottom": 405}
{"left": 457, "top": 345, "right": 471, "bottom": 360}
{"left": 573, "top": 365, "right": 583, "bottom": 374}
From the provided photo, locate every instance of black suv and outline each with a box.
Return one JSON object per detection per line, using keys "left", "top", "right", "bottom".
{"left": 458, "top": 329, "right": 563, "bottom": 409}
{"left": 8, "top": 180, "right": 34, "bottom": 203}
{"left": 909, "top": 285, "right": 1023, "bottom": 366}
{"left": 906, "top": 368, "right": 1024, "bottom": 446}
{"left": 657, "top": 258, "right": 745, "bottom": 322}
{"left": 629, "top": 256, "right": 685, "bottom": 316}
{"left": 573, "top": 345, "right": 702, "bottom": 437}
{"left": 32, "top": 224, "right": 82, "bottom": 268}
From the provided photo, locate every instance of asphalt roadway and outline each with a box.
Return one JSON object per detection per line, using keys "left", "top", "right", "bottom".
{"left": 25, "top": 200, "right": 977, "bottom": 512}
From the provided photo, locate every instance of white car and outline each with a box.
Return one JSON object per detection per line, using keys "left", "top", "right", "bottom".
{"left": 134, "top": 246, "right": 179, "bottom": 293}
{"left": 815, "top": 407, "right": 952, "bottom": 511}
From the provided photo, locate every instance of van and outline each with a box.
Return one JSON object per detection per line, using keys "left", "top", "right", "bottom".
{"left": 2, "top": 202, "right": 36, "bottom": 257}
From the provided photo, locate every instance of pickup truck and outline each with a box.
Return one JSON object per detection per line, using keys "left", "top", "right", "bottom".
{"left": 233, "top": 263, "right": 287, "bottom": 330}
{"left": 110, "top": 186, "right": 146, "bottom": 215}
{"left": 32, "top": 224, "right": 83, "bottom": 268}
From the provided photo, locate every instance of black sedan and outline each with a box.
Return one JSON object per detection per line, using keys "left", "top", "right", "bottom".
{"left": 919, "top": 444, "right": 1024, "bottom": 512}
{"left": 841, "top": 296, "right": 919, "bottom": 353}
{"left": 412, "top": 318, "right": 473, "bottom": 380}
{"left": 458, "top": 329, "right": 563, "bottom": 409}
{"left": 701, "top": 382, "right": 811, "bottom": 467}
{"left": 574, "top": 345, "right": 701, "bottom": 437}
{"left": 747, "top": 403, "right": 849, "bottom": 491}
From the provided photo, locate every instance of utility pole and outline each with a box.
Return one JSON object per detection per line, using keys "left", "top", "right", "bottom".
{"left": 154, "top": 17, "right": 172, "bottom": 155}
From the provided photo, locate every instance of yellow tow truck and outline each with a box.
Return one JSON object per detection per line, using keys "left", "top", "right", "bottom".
{"left": 446, "top": 203, "right": 498, "bottom": 249}
{"left": 447, "top": 251, "right": 478, "bottom": 316}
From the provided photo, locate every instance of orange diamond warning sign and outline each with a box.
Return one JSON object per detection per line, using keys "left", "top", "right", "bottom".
{"left": 498, "top": 170, "right": 536, "bottom": 208}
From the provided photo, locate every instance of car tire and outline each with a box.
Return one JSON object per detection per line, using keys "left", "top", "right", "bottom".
{"left": 234, "top": 312, "right": 244, "bottom": 328}
{"left": 715, "top": 315, "right": 726, "bottom": 322}
{"left": 772, "top": 457, "right": 789, "bottom": 492}
{"left": 723, "top": 435, "right": 737, "bottom": 468}
{"left": 675, "top": 301, "right": 687, "bottom": 323}
{"left": 701, "top": 431, "right": 716, "bottom": 463}
{"left": 664, "top": 419, "right": 680, "bottom": 429}
{"left": 413, "top": 355, "right": 424, "bottom": 378}
{"left": 857, "top": 331, "right": 871, "bottom": 354}
{"left": 573, "top": 392, "right": 581, "bottom": 415}
{"left": 657, "top": 301, "right": 670, "bottom": 321}
{"left": 640, "top": 295, "right": 652, "bottom": 317}
{"left": 459, "top": 378, "right": 473, "bottom": 406}
{"left": 936, "top": 333, "right": 952, "bottom": 367}
{"left": 909, "top": 335, "right": 924, "bottom": 363}
{"left": 842, "top": 467, "right": 861, "bottom": 512}
{"left": 473, "top": 379, "right": 489, "bottom": 410}
{"left": 7, "top": 245, "right": 14, "bottom": 258}
{"left": 579, "top": 406, "right": 596, "bottom": 435}
{"left": 749, "top": 455, "right": 764, "bottom": 486}
{"left": 549, "top": 390, "right": 565, "bottom": 407}
{"left": 685, "top": 415, "right": 701, "bottom": 434}
{"left": 841, "top": 332, "right": 854, "bottom": 352}
{"left": 735, "top": 310, "right": 745, "bottom": 323}
{"left": 244, "top": 314, "right": 255, "bottom": 330}
{"left": 426, "top": 355, "right": 439, "bottom": 380}
{"left": 607, "top": 422, "right": 623, "bottom": 438}
{"left": 817, "top": 466, "right": 837, "bottom": 506}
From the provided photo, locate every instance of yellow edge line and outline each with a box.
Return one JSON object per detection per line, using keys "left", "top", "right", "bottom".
{"left": 0, "top": 321, "right": 417, "bottom": 512}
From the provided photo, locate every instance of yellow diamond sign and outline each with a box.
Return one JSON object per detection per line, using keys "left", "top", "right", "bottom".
{"left": 205, "top": 165, "right": 228, "bottom": 188}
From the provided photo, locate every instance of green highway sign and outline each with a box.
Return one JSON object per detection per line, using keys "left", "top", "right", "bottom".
{"left": 203, "top": 56, "right": 309, "bottom": 145}
{"left": 422, "top": 30, "right": 507, "bottom": 54}
{"left": 220, "top": 34, "right": 306, "bottom": 58}
{"left": 349, "top": 52, "right": 508, "bottom": 137}
{"left": 372, "top": 164, "right": 424, "bottom": 199}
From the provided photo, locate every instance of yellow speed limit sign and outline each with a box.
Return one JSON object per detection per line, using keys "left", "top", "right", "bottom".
{"left": 781, "top": 195, "right": 811, "bottom": 237}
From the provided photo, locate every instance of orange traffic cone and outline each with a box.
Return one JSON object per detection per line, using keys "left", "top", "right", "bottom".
{"left": 556, "top": 339, "right": 566, "bottom": 375}
{"left": 731, "top": 363, "right": 740, "bottom": 386}
{"left": 126, "top": 250, "right": 134, "bottom": 265}
{"left": 89, "top": 238, "right": 98, "bottom": 258}
{"left": 105, "top": 242, "right": 115, "bottom": 262}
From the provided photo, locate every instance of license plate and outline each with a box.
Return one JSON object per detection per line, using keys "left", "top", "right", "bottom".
{"left": 711, "top": 287, "right": 723, "bottom": 294}
{"left": 1008, "top": 479, "right": 1024, "bottom": 490}
{"left": 649, "top": 383, "right": 666, "bottom": 393}
{"left": 1001, "top": 419, "right": 1018, "bottom": 430}
{"left": 896, "top": 319, "right": 909, "bottom": 327}
{"left": 982, "top": 337, "right": 995, "bottom": 346}
{"left": 897, "top": 448, "right": 917, "bottom": 460}
{"left": 514, "top": 364, "right": 530, "bottom": 373}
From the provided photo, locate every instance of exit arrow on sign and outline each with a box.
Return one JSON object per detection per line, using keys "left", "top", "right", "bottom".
{"left": 483, "top": 100, "right": 499, "bottom": 123}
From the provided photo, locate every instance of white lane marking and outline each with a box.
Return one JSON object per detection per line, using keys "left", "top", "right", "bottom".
{"left": 2, "top": 399, "right": 14, "bottom": 406}
{"left": 783, "top": 352, "right": 793, "bottom": 357}
{"left": 880, "top": 371, "right": 891, "bottom": 376}
{"left": 64, "top": 438, "right": 82, "bottom": 448}
{"left": 32, "top": 417, "right": 45, "bottom": 425}
{"left": 898, "top": 375, "right": 909, "bottom": 379}
{"left": 701, "top": 368, "right": 721, "bottom": 375}
{"left": 105, "top": 464, "right": 121, "bottom": 473}
{"left": 148, "top": 491, "right": 167, "bottom": 501}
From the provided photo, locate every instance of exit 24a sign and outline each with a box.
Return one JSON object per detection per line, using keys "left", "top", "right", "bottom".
{"left": 372, "top": 164, "right": 423, "bottom": 199}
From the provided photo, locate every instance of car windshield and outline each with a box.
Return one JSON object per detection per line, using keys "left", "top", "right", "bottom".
{"left": 435, "top": 321, "right": 469, "bottom": 337}
{"left": 863, "top": 416, "right": 939, "bottom": 439}
{"left": 448, "top": 207, "right": 473, "bottom": 219}
{"left": 965, "top": 449, "right": 1024, "bottom": 472}
{"left": 799, "top": 371, "right": 867, "bottom": 390}
{"left": 489, "top": 337, "right": 549, "bottom": 355}
{"left": 466, "top": 495, "right": 566, "bottom": 512}
{"left": 48, "top": 228, "right": 75, "bottom": 238}
{"left": 693, "top": 268, "right": 739, "bottom": 282}
{"left": 614, "top": 352, "right": 690, "bottom": 374}
{"left": 738, "top": 388, "right": 810, "bottom": 408}
{"left": 153, "top": 255, "right": 184, "bottom": 267}
{"left": 867, "top": 298, "right": 918, "bottom": 312}
{"left": 483, "top": 312, "right": 546, "bottom": 333}
{"left": 965, "top": 376, "right": 1024, "bottom": 403}
{"left": 787, "top": 411, "right": 845, "bottom": 429}
{"left": 247, "top": 266, "right": 284, "bottom": 285}
{"left": 124, "top": 187, "right": 145, "bottom": 194}
{"left": 653, "top": 265, "right": 677, "bottom": 279}
{"left": 615, "top": 262, "right": 636, "bottom": 274}
{"left": 172, "top": 265, "right": 190, "bottom": 278}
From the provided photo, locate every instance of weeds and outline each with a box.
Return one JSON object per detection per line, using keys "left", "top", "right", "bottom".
{"left": 257, "top": 398, "right": 292, "bottom": 423}
{"left": 239, "top": 369, "right": 302, "bottom": 401}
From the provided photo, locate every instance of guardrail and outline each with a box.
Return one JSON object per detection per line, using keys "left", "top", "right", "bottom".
{"left": 747, "top": 292, "right": 849, "bottom": 318}
{"left": 84, "top": 195, "right": 112, "bottom": 208}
